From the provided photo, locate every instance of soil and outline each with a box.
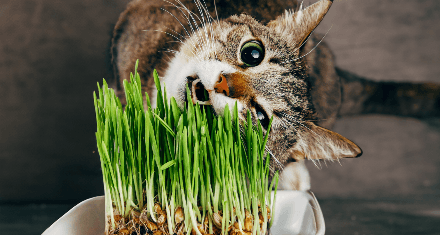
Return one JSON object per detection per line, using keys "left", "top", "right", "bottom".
{"left": 106, "top": 204, "right": 271, "bottom": 235}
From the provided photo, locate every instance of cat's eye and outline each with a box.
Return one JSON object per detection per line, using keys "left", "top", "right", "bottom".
{"left": 240, "top": 41, "right": 264, "bottom": 67}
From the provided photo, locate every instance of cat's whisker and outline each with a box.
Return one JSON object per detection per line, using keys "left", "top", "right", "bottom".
{"left": 336, "top": 158, "right": 342, "bottom": 166}
{"left": 164, "top": 41, "right": 183, "bottom": 45}
{"left": 278, "top": 113, "right": 337, "bottom": 164}
{"left": 295, "top": 26, "right": 332, "bottom": 61}
{"left": 278, "top": 113, "right": 317, "bottom": 139}
{"left": 272, "top": 48, "right": 287, "bottom": 59}
{"left": 184, "top": 6, "right": 203, "bottom": 34}
{"left": 280, "top": 37, "right": 309, "bottom": 63}
{"left": 276, "top": 117, "right": 290, "bottom": 132}
{"left": 143, "top": 29, "right": 185, "bottom": 44}
{"left": 162, "top": 1, "right": 219, "bottom": 64}
{"left": 162, "top": 51, "right": 178, "bottom": 65}
{"left": 212, "top": 0, "right": 219, "bottom": 22}
{"left": 278, "top": 112, "right": 303, "bottom": 128}
{"left": 193, "top": 1, "right": 208, "bottom": 37}
{"left": 201, "top": 0, "right": 218, "bottom": 23}
{"left": 163, "top": 25, "right": 189, "bottom": 42}
{"left": 235, "top": 112, "right": 284, "bottom": 174}
{"left": 163, "top": 1, "right": 208, "bottom": 55}
{"left": 173, "top": 0, "right": 200, "bottom": 37}
{"left": 199, "top": 0, "right": 220, "bottom": 49}
{"left": 160, "top": 7, "right": 192, "bottom": 38}
{"left": 287, "top": 25, "right": 333, "bottom": 63}
{"left": 143, "top": 29, "right": 196, "bottom": 58}
{"left": 266, "top": 148, "right": 285, "bottom": 171}
{"left": 277, "top": 116, "right": 291, "bottom": 128}
{"left": 183, "top": 19, "right": 210, "bottom": 60}
{"left": 173, "top": 0, "right": 207, "bottom": 56}
{"left": 310, "top": 158, "right": 320, "bottom": 169}
{"left": 164, "top": 49, "right": 193, "bottom": 61}
{"left": 164, "top": 49, "right": 178, "bottom": 54}
{"left": 197, "top": 0, "right": 214, "bottom": 22}
{"left": 193, "top": 0, "right": 216, "bottom": 59}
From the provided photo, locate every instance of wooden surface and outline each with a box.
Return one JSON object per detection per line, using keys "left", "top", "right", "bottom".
{"left": 3, "top": 197, "right": 440, "bottom": 235}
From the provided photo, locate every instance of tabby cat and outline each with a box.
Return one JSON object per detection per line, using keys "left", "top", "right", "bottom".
{"left": 110, "top": 0, "right": 440, "bottom": 191}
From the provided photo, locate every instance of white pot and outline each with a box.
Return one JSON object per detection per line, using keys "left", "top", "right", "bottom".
{"left": 42, "top": 191, "right": 325, "bottom": 235}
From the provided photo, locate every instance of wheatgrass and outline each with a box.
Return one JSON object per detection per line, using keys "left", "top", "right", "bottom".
{"left": 94, "top": 61, "right": 279, "bottom": 235}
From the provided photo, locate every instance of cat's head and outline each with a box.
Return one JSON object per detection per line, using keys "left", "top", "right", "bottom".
{"left": 162, "top": 0, "right": 361, "bottom": 171}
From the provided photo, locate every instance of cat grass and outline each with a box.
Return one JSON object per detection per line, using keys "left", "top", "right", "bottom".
{"left": 94, "top": 61, "right": 279, "bottom": 235}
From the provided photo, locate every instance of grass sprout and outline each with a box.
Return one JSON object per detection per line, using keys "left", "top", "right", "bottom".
{"left": 94, "top": 60, "right": 279, "bottom": 235}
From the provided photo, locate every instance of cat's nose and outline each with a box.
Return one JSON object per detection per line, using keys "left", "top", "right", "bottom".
{"left": 214, "top": 74, "right": 230, "bottom": 97}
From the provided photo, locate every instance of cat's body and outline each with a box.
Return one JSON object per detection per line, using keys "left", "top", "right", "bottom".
{"left": 110, "top": 0, "right": 440, "bottom": 191}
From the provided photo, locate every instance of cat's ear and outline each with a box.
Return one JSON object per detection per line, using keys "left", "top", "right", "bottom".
{"left": 267, "top": 0, "right": 333, "bottom": 47}
{"left": 290, "top": 121, "right": 362, "bottom": 161}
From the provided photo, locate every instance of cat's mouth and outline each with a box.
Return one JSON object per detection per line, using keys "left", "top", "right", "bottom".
{"left": 188, "top": 78, "right": 211, "bottom": 105}
{"left": 185, "top": 78, "right": 270, "bottom": 130}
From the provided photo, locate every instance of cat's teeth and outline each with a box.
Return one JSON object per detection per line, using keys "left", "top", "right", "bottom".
{"left": 195, "top": 100, "right": 211, "bottom": 106}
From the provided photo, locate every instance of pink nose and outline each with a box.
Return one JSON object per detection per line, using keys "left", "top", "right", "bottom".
{"left": 214, "top": 74, "right": 230, "bottom": 97}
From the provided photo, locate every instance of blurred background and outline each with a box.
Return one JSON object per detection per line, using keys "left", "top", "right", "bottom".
{"left": 0, "top": 0, "right": 439, "bottom": 234}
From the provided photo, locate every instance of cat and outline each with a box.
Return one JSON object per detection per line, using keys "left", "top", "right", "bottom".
{"left": 109, "top": 0, "right": 440, "bottom": 191}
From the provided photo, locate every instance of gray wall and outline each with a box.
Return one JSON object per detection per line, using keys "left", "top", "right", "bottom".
{"left": 0, "top": 0, "right": 439, "bottom": 203}
{"left": 309, "top": 0, "right": 440, "bottom": 199}
{"left": 0, "top": 0, "right": 129, "bottom": 202}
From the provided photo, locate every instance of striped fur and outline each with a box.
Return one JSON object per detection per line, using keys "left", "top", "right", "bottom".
{"left": 110, "top": 0, "right": 439, "bottom": 190}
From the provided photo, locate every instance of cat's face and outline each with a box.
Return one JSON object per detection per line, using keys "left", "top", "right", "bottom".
{"left": 162, "top": 0, "right": 361, "bottom": 171}
{"left": 163, "top": 15, "right": 308, "bottom": 168}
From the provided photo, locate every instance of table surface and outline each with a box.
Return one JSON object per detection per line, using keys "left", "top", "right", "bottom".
{"left": 2, "top": 197, "right": 439, "bottom": 235}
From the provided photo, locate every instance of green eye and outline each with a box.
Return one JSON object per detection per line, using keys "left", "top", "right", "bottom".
{"left": 240, "top": 41, "right": 264, "bottom": 67}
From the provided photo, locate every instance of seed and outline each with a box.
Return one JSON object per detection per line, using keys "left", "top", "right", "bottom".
{"left": 175, "top": 223, "right": 185, "bottom": 235}
{"left": 140, "top": 210, "right": 149, "bottom": 224}
{"left": 114, "top": 215, "right": 124, "bottom": 224}
{"left": 267, "top": 206, "right": 271, "bottom": 220}
{"left": 203, "top": 215, "right": 209, "bottom": 226}
{"left": 157, "top": 211, "right": 167, "bottom": 226}
{"left": 230, "top": 229, "right": 241, "bottom": 235}
{"left": 244, "top": 210, "right": 252, "bottom": 219}
{"left": 191, "top": 223, "right": 205, "bottom": 235}
{"left": 153, "top": 230, "right": 163, "bottom": 235}
{"left": 259, "top": 213, "right": 264, "bottom": 225}
{"left": 258, "top": 206, "right": 271, "bottom": 220}
{"left": 154, "top": 204, "right": 162, "bottom": 213}
{"left": 231, "top": 228, "right": 253, "bottom": 235}
{"left": 131, "top": 210, "right": 141, "bottom": 224}
{"left": 212, "top": 212, "right": 222, "bottom": 229}
{"left": 118, "top": 228, "right": 130, "bottom": 235}
{"left": 244, "top": 217, "right": 252, "bottom": 232}
{"left": 145, "top": 220, "right": 158, "bottom": 231}
{"left": 174, "top": 207, "right": 184, "bottom": 224}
